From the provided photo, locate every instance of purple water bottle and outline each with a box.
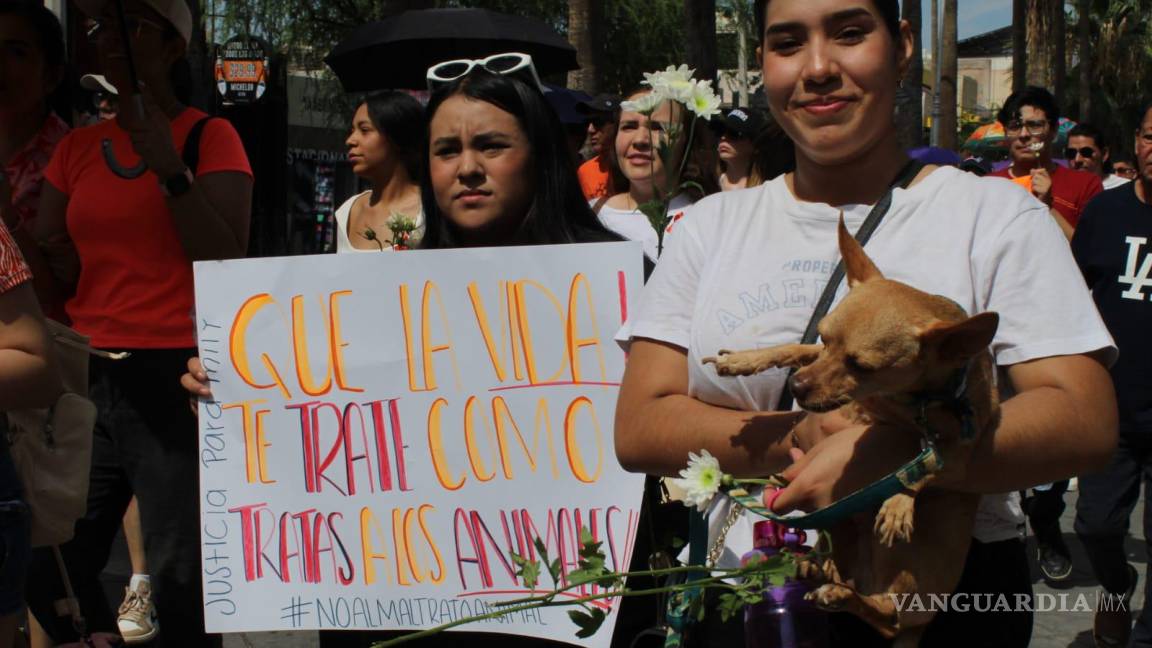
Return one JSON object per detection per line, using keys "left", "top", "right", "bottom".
{"left": 741, "top": 520, "right": 830, "bottom": 648}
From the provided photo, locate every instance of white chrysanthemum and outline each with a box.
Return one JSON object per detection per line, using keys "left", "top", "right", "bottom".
{"left": 621, "top": 90, "right": 666, "bottom": 115}
{"left": 687, "top": 79, "right": 722, "bottom": 120}
{"left": 643, "top": 65, "right": 696, "bottom": 104}
{"left": 670, "top": 449, "right": 723, "bottom": 513}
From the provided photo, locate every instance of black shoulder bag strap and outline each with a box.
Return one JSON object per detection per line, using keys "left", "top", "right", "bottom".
{"left": 182, "top": 116, "right": 215, "bottom": 175}
{"left": 777, "top": 159, "right": 925, "bottom": 412}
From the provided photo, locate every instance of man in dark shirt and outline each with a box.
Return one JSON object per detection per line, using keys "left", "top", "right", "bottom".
{"left": 990, "top": 86, "right": 1103, "bottom": 238}
{"left": 1072, "top": 103, "right": 1152, "bottom": 648}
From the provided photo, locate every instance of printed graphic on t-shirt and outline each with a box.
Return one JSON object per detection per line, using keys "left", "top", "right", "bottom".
{"left": 713, "top": 258, "right": 835, "bottom": 335}
{"left": 1120, "top": 236, "right": 1152, "bottom": 301}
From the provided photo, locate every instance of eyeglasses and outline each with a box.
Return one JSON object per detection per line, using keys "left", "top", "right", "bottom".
{"left": 1004, "top": 119, "right": 1048, "bottom": 135}
{"left": 1064, "top": 146, "right": 1098, "bottom": 160}
{"left": 426, "top": 52, "right": 543, "bottom": 92}
{"left": 86, "top": 16, "right": 166, "bottom": 43}
{"left": 1114, "top": 165, "right": 1138, "bottom": 178}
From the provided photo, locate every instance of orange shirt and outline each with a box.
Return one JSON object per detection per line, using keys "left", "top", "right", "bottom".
{"left": 578, "top": 156, "right": 611, "bottom": 200}
{"left": 45, "top": 108, "right": 252, "bottom": 349}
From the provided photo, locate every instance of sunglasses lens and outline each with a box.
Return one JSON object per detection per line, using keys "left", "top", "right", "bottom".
{"left": 485, "top": 54, "right": 525, "bottom": 73}
{"left": 433, "top": 61, "right": 471, "bottom": 80}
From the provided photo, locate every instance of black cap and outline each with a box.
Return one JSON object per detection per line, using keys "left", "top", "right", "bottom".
{"left": 543, "top": 85, "right": 592, "bottom": 126}
{"left": 576, "top": 93, "right": 620, "bottom": 115}
{"left": 711, "top": 108, "right": 767, "bottom": 139}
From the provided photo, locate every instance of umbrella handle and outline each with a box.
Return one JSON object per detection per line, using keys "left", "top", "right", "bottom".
{"left": 101, "top": 139, "right": 148, "bottom": 179}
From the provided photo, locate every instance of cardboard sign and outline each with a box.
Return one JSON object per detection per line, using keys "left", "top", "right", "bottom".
{"left": 193, "top": 243, "right": 646, "bottom": 647}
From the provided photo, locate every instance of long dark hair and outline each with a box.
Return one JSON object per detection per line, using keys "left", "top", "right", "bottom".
{"left": 419, "top": 69, "right": 619, "bottom": 249}
{"left": 363, "top": 90, "right": 425, "bottom": 181}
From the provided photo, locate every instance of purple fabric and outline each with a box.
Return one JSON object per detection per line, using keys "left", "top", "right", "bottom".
{"left": 908, "top": 146, "right": 962, "bottom": 166}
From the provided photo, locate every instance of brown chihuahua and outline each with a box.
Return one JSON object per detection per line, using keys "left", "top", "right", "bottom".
{"left": 704, "top": 217, "right": 1001, "bottom": 646}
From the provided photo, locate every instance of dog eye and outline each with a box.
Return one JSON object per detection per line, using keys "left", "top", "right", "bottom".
{"left": 845, "top": 355, "right": 872, "bottom": 373}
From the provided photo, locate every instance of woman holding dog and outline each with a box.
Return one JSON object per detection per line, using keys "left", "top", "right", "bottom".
{"left": 614, "top": 0, "right": 1117, "bottom": 646}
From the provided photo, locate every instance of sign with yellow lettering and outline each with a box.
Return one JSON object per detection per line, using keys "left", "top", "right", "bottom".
{"left": 193, "top": 243, "right": 646, "bottom": 646}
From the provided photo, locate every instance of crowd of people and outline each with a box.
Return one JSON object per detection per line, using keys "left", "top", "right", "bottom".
{"left": 1, "top": 0, "right": 1150, "bottom": 646}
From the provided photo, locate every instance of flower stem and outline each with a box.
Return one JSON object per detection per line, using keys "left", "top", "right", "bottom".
{"left": 370, "top": 574, "right": 755, "bottom": 647}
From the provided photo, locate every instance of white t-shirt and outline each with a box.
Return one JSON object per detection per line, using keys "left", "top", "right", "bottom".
{"left": 1103, "top": 174, "right": 1131, "bottom": 190}
{"left": 333, "top": 191, "right": 425, "bottom": 253}
{"left": 618, "top": 166, "right": 1115, "bottom": 567}
{"left": 594, "top": 194, "right": 695, "bottom": 261}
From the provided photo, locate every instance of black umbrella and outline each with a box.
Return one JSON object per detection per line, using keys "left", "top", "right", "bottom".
{"left": 324, "top": 8, "right": 579, "bottom": 92}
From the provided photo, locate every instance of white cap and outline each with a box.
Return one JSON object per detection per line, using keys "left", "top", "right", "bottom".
{"left": 80, "top": 74, "right": 118, "bottom": 95}
{"left": 74, "top": 0, "right": 193, "bottom": 45}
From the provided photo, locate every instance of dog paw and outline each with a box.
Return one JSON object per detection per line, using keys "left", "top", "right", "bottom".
{"left": 702, "top": 349, "right": 777, "bottom": 376}
{"left": 874, "top": 493, "right": 916, "bottom": 547}
{"left": 796, "top": 557, "right": 825, "bottom": 583}
{"left": 805, "top": 583, "right": 855, "bottom": 611}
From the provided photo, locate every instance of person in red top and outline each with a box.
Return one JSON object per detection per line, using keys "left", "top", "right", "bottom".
{"left": 24, "top": 0, "right": 251, "bottom": 646}
{"left": 989, "top": 86, "right": 1103, "bottom": 238}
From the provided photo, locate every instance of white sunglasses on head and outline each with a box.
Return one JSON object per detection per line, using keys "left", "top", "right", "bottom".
{"left": 425, "top": 52, "right": 544, "bottom": 91}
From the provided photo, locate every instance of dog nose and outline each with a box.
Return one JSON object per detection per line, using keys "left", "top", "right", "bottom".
{"left": 788, "top": 374, "right": 811, "bottom": 402}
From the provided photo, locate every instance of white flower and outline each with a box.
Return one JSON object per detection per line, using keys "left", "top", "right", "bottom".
{"left": 670, "top": 449, "right": 723, "bottom": 513}
{"left": 620, "top": 90, "right": 666, "bottom": 115}
{"left": 687, "top": 79, "right": 722, "bottom": 120}
{"left": 643, "top": 64, "right": 694, "bottom": 87}
{"left": 643, "top": 65, "right": 696, "bottom": 104}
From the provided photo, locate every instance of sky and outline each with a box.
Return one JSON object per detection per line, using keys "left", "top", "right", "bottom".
{"left": 920, "top": 0, "right": 1013, "bottom": 41}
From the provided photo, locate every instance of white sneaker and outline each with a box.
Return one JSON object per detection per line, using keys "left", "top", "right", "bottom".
{"left": 117, "top": 581, "right": 159, "bottom": 644}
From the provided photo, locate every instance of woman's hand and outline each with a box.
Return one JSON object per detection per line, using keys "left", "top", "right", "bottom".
{"left": 791, "top": 409, "right": 854, "bottom": 451}
{"left": 120, "top": 88, "right": 185, "bottom": 178}
{"left": 768, "top": 422, "right": 921, "bottom": 514}
{"left": 180, "top": 356, "right": 212, "bottom": 414}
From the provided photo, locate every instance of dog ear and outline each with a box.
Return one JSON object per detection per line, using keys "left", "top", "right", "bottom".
{"left": 838, "top": 214, "right": 884, "bottom": 288}
{"left": 918, "top": 312, "right": 1000, "bottom": 363}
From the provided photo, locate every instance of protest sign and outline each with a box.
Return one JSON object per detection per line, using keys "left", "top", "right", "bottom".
{"left": 194, "top": 242, "right": 646, "bottom": 647}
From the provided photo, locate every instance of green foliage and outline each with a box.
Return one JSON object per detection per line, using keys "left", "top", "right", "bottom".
{"left": 510, "top": 552, "right": 541, "bottom": 590}
{"left": 567, "top": 606, "right": 608, "bottom": 638}
{"left": 601, "top": 0, "right": 686, "bottom": 93}
{"left": 1064, "top": 0, "right": 1152, "bottom": 154}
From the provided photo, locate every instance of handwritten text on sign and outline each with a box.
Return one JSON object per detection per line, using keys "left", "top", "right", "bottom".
{"left": 193, "top": 243, "right": 646, "bottom": 647}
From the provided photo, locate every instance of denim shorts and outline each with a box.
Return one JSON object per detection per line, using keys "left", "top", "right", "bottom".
{"left": 0, "top": 429, "right": 31, "bottom": 616}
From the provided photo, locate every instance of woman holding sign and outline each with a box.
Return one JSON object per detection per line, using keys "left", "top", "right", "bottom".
{"left": 614, "top": 0, "right": 1116, "bottom": 646}
{"left": 185, "top": 55, "right": 660, "bottom": 648}
{"left": 25, "top": 0, "right": 252, "bottom": 645}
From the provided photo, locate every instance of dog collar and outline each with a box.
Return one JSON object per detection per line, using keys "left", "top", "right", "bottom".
{"left": 906, "top": 362, "right": 978, "bottom": 442}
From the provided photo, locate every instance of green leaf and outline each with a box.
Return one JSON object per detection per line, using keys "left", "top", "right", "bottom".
{"left": 717, "top": 591, "right": 744, "bottom": 622}
{"left": 510, "top": 552, "right": 541, "bottom": 590}
{"left": 533, "top": 536, "right": 550, "bottom": 564}
{"left": 548, "top": 557, "right": 562, "bottom": 585}
{"left": 567, "top": 607, "right": 608, "bottom": 638}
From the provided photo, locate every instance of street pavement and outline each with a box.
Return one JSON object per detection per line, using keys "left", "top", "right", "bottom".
{"left": 220, "top": 486, "right": 1145, "bottom": 648}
